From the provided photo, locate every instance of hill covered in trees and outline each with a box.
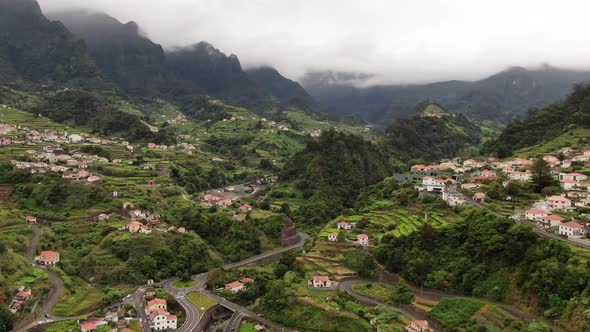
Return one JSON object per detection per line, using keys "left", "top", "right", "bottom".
{"left": 376, "top": 212, "right": 590, "bottom": 331}
{"left": 33, "top": 90, "right": 155, "bottom": 141}
{"left": 483, "top": 83, "right": 590, "bottom": 157}
{"left": 382, "top": 103, "right": 482, "bottom": 164}
{"left": 280, "top": 129, "right": 390, "bottom": 225}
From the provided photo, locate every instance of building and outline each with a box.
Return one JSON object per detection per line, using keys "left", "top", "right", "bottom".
{"left": 559, "top": 221, "right": 586, "bottom": 238}
{"left": 241, "top": 277, "right": 254, "bottom": 284}
{"left": 240, "top": 204, "right": 252, "bottom": 212}
{"left": 442, "top": 190, "right": 465, "bottom": 206}
{"left": 560, "top": 172, "right": 588, "bottom": 182}
{"left": 150, "top": 310, "right": 177, "bottom": 330}
{"left": 540, "top": 214, "right": 565, "bottom": 228}
{"left": 310, "top": 276, "right": 332, "bottom": 288}
{"left": 405, "top": 320, "right": 433, "bottom": 332}
{"left": 525, "top": 209, "right": 547, "bottom": 221}
{"left": 560, "top": 179, "right": 579, "bottom": 191}
{"left": 127, "top": 221, "right": 143, "bottom": 233}
{"left": 327, "top": 232, "right": 338, "bottom": 242}
{"left": 147, "top": 298, "right": 167, "bottom": 312}
{"left": 225, "top": 281, "right": 245, "bottom": 293}
{"left": 25, "top": 215, "right": 37, "bottom": 223}
{"left": 80, "top": 322, "right": 96, "bottom": 332}
{"left": 547, "top": 196, "right": 572, "bottom": 211}
{"left": 473, "top": 192, "right": 486, "bottom": 202}
{"left": 337, "top": 221, "right": 352, "bottom": 230}
{"left": 357, "top": 234, "right": 369, "bottom": 246}
{"left": 36, "top": 251, "right": 60, "bottom": 265}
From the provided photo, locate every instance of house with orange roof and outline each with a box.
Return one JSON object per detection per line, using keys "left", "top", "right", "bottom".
{"left": 546, "top": 196, "right": 572, "bottom": 211}
{"left": 327, "top": 232, "right": 338, "bottom": 242}
{"left": 239, "top": 204, "right": 252, "bottom": 212}
{"left": 25, "top": 215, "right": 37, "bottom": 223}
{"left": 80, "top": 322, "right": 96, "bottom": 332}
{"left": 36, "top": 251, "right": 60, "bottom": 266}
{"left": 473, "top": 192, "right": 486, "bottom": 202}
{"left": 337, "top": 221, "right": 353, "bottom": 230}
{"left": 147, "top": 298, "right": 167, "bottom": 311}
{"left": 127, "top": 221, "right": 143, "bottom": 233}
{"left": 225, "top": 281, "right": 245, "bottom": 293}
{"left": 540, "top": 214, "right": 565, "bottom": 228}
{"left": 559, "top": 221, "right": 586, "bottom": 238}
{"left": 150, "top": 309, "right": 177, "bottom": 330}
{"left": 357, "top": 234, "right": 369, "bottom": 246}
{"left": 310, "top": 275, "right": 333, "bottom": 288}
{"left": 241, "top": 277, "right": 254, "bottom": 284}
{"left": 525, "top": 209, "right": 547, "bottom": 221}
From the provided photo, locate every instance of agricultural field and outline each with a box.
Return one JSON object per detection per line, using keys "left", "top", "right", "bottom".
{"left": 513, "top": 127, "right": 590, "bottom": 158}
{"left": 429, "top": 297, "right": 487, "bottom": 329}
{"left": 329, "top": 206, "right": 464, "bottom": 241}
{"left": 52, "top": 279, "right": 105, "bottom": 316}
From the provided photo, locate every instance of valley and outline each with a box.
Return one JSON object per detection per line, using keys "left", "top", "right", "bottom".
{"left": 1, "top": 1, "right": 590, "bottom": 332}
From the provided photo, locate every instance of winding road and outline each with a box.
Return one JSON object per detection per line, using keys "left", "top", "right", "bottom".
{"left": 163, "top": 231, "right": 308, "bottom": 332}
{"left": 14, "top": 223, "right": 73, "bottom": 332}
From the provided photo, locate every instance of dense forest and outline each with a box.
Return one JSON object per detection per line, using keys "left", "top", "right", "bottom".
{"left": 280, "top": 129, "right": 391, "bottom": 225}
{"left": 32, "top": 90, "right": 154, "bottom": 141}
{"left": 375, "top": 212, "right": 590, "bottom": 331}
{"left": 483, "top": 83, "right": 590, "bottom": 157}
{"left": 382, "top": 106, "right": 482, "bottom": 164}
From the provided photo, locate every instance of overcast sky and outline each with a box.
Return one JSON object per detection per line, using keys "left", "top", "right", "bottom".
{"left": 38, "top": 0, "right": 590, "bottom": 85}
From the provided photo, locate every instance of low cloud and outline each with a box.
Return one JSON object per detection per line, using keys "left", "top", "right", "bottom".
{"left": 38, "top": 0, "right": 590, "bottom": 84}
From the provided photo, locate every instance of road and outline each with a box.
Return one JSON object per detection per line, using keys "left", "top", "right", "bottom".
{"left": 165, "top": 231, "right": 308, "bottom": 332}
{"left": 124, "top": 287, "right": 150, "bottom": 332}
{"left": 14, "top": 224, "right": 73, "bottom": 332}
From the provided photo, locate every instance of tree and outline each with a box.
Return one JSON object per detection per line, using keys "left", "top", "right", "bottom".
{"left": 337, "top": 230, "right": 346, "bottom": 242}
{"left": 260, "top": 280, "right": 291, "bottom": 310}
{"left": 0, "top": 305, "right": 15, "bottom": 331}
{"left": 531, "top": 159, "right": 554, "bottom": 191}
{"left": 390, "top": 281, "right": 414, "bottom": 304}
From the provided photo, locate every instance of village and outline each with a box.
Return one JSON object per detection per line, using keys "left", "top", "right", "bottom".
{"left": 394, "top": 147, "right": 590, "bottom": 244}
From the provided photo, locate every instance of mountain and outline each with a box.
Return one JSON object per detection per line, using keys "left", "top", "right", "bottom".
{"left": 382, "top": 103, "right": 482, "bottom": 164}
{"left": 0, "top": 0, "right": 98, "bottom": 85}
{"left": 246, "top": 66, "right": 316, "bottom": 109}
{"left": 302, "top": 66, "right": 590, "bottom": 124}
{"left": 482, "top": 83, "right": 590, "bottom": 158}
{"left": 45, "top": 10, "right": 317, "bottom": 112}
{"left": 47, "top": 10, "right": 172, "bottom": 96}
{"left": 166, "top": 42, "right": 268, "bottom": 107}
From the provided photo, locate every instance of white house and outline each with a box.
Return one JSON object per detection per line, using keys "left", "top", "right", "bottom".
{"left": 310, "top": 276, "right": 332, "bottom": 288}
{"left": 357, "top": 234, "right": 369, "bottom": 246}
{"left": 560, "top": 179, "right": 579, "bottom": 191}
{"left": 150, "top": 310, "right": 177, "bottom": 330}
{"left": 558, "top": 221, "right": 586, "bottom": 238}
{"left": 560, "top": 173, "right": 588, "bottom": 182}
{"left": 546, "top": 196, "right": 572, "bottom": 211}
{"left": 68, "top": 134, "right": 83, "bottom": 143}
{"left": 337, "top": 221, "right": 353, "bottom": 230}
{"left": 525, "top": 209, "right": 547, "bottom": 221}
{"left": 225, "top": 281, "right": 245, "bottom": 293}
{"left": 540, "top": 214, "right": 564, "bottom": 228}
{"left": 327, "top": 232, "right": 338, "bottom": 242}
{"left": 127, "top": 221, "right": 143, "bottom": 233}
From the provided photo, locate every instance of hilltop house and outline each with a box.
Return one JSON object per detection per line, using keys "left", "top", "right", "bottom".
{"left": 559, "top": 221, "right": 586, "bottom": 238}
{"left": 328, "top": 232, "right": 338, "bottom": 242}
{"left": 310, "top": 276, "right": 333, "bottom": 288}
{"left": 36, "top": 251, "right": 60, "bottom": 266}
{"left": 25, "top": 215, "right": 37, "bottom": 223}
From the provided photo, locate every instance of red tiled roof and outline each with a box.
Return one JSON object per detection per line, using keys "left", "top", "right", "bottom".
{"left": 80, "top": 322, "right": 96, "bottom": 331}
{"left": 241, "top": 277, "right": 254, "bottom": 284}
{"left": 527, "top": 209, "right": 546, "bottom": 214}
{"left": 313, "top": 276, "right": 330, "bottom": 282}
{"left": 226, "top": 281, "right": 243, "bottom": 289}
{"left": 357, "top": 234, "right": 369, "bottom": 239}
{"left": 147, "top": 298, "right": 166, "bottom": 308}
{"left": 544, "top": 215, "right": 564, "bottom": 221}
{"left": 561, "top": 221, "right": 583, "bottom": 228}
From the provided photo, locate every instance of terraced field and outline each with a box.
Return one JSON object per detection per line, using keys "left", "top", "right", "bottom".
{"left": 335, "top": 208, "right": 460, "bottom": 239}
